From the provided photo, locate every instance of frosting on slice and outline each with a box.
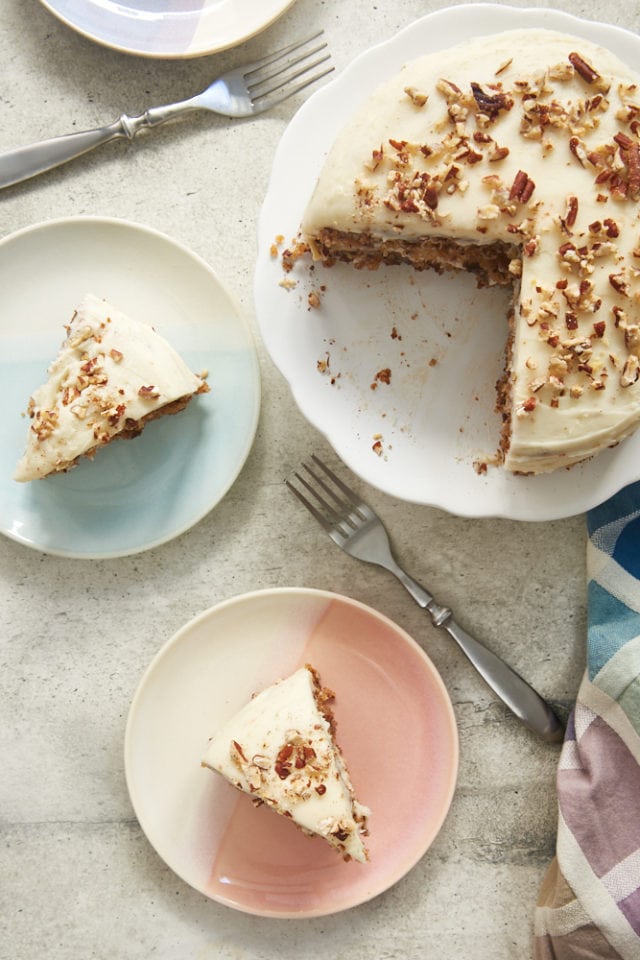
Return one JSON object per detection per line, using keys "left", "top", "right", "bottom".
{"left": 202, "top": 665, "right": 370, "bottom": 863}
{"left": 14, "top": 294, "right": 208, "bottom": 482}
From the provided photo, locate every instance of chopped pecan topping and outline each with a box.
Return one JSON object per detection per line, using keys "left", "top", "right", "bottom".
{"left": 568, "top": 51, "right": 600, "bottom": 84}
{"left": 470, "top": 82, "right": 513, "bottom": 119}
{"left": 516, "top": 396, "right": 537, "bottom": 417}
{"left": 621, "top": 355, "right": 640, "bottom": 387}
{"left": 609, "top": 273, "right": 630, "bottom": 296}
{"left": 366, "top": 145, "right": 384, "bottom": 171}
{"left": 625, "top": 325, "right": 640, "bottom": 353}
{"left": 251, "top": 754, "right": 270, "bottom": 770}
{"left": 614, "top": 132, "right": 640, "bottom": 199}
{"left": 488, "top": 144, "right": 510, "bottom": 162}
{"left": 107, "top": 403, "right": 126, "bottom": 427}
{"left": 593, "top": 320, "right": 606, "bottom": 338}
{"left": 138, "top": 384, "right": 160, "bottom": 398}
{"left": 275, "top": 742, "right": 294, "bottom": 779}
{"left": 569, "top": 136, "right": 589, "bottom": 167}
{"left": 509, "top": 169, "right": 535, "bottom": 202}
{"left": 62, "top": 385, "right": 81, "bottom": 406}
{"left": 80, "top": 356, "right": 101, "bottom": 375}
{"left": 562, "top": 195, "right": 579, "bottom": 230}
{"left": 404, "top": 86, "right": 428, "bottom": 107}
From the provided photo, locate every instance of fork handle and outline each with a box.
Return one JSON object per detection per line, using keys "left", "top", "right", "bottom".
{"left": 0, "top": 102, "right": 193, "bottom": 189}
{"left": 442, "top": 618, "right": 564, "bottom": 742}
{"left": 390, "top": 564, "right": 564, "bottom": 742}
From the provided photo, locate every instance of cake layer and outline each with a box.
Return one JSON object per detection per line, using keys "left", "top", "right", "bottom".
{"left": 302, "top": 29, "right": 640, "bottom": 474}
{"left": 14, "top": 294, "right": 208, "bottom": 482}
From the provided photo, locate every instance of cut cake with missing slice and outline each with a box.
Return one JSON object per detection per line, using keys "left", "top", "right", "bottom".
{"left": 202, "top": 664, "right": 370, "bottom": 863}
{"left": 301, "top": 29, "right": 640, "bottom": 475}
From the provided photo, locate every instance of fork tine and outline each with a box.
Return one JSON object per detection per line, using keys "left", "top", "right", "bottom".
{"left": 247, "top": 50, "right": 331, "bottom": 100}
{"left": 287, "top": 454, "right": 372, "bottom": 543}
{"left": 246, "top": 36, "right": 328, "bottom": 89}
{"left": 252, "top": 62, "right": 334, "bottom": 111}
{"left": 244, "top": 31, "right": 333, "bottom": 109}
{"left": 285, "top": 474, "right": 337, "bottom": 534}
{"left": 301, "top": 461, "right": 351, "bottom": 515}
{"left": 309, "top": 455, "right": 364, "bottom": 509}
{"left": 242, "top": 30, "right": 326, "bottom": 75}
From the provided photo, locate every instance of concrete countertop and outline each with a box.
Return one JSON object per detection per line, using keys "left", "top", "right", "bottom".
{"left": 2, "top": 1, "right": 636, "bottom": 957}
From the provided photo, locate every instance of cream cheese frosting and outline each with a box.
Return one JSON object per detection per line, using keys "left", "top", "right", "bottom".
{"left": 14, "top": 294, "right": 208, "bottom": 482}
{"left": 302, "top": 29, "right": 640, "bottom": 474}
{"left": 202, "top": 665, "right": 370, "bottom": 863}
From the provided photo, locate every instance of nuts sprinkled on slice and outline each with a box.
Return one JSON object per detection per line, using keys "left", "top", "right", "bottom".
{"left": 509, "top": 169, "right": 535, "bottom": 202}
{"left": 138, "top": 384, "right": 160, "bottom": 399}
{"left": 621, "top": 355, "right": 640, "bottom": 386}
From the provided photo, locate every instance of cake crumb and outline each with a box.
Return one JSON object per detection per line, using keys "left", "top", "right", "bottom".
{"left": 371, "top": 368, "right": 392, "bottom": 389}
{"left": 308, "top": 286, "right": 326, "bottom": 309}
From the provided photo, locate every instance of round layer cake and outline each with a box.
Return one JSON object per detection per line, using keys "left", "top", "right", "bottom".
{"left": 301, "top": 29, "right": 640, "bottom": 474}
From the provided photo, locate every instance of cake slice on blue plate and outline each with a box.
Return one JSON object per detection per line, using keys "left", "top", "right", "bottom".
{"left": 14, "top": 293, "right": 209, "bottom": 482}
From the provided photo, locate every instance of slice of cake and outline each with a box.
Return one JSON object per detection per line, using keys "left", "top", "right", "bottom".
{"left": 300, "top": 29, "right": 640, "bottom": 474}
{"left": 14, "top": 294, "right": 209, "bottom": 482}
{"left": 202, "top": 664, "right": 370, "bottom": 863}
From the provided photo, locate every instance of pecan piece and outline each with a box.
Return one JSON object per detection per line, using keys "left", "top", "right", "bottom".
{"left": 621, "top": 355, "right": 640, "bottom": 387}
{"left": 470, "top": 82, "right": 513, "bottom": 119}
{"left": 568, "top": 51, "right": 599, "bottom": 84}
{"left": 609, "top": 273, "right": 630, "bottom": 296}
{"left": 569, "top": 136, "right": 589, "bottom": 166}
{"left": 509, "top": 169, "right": 535, "bottom": 202}
{"left": 614, "top": 132, "right": 640, "bottom": 199}
{"left": 138, "top": 384, "right": 160, "bottom": 398}
{"left": 562, "top": 195, "right": 579, "bottom": 230}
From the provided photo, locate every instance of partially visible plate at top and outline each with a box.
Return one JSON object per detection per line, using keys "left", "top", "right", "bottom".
{"left": 254, "top": 4, "right": 640, "bottom": 521}
{"left": 38, "top": 0, "right": 297, "bottom": 59}
{"left": 0, "top": 217, "right": 260, "bottom": 559}
{"left": 125, "top": 588, "right": 459, "bottom": 917}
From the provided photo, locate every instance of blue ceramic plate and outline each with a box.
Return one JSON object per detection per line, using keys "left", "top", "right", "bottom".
{"left": 0, "top": 217, "right": 260, "bottom": 559}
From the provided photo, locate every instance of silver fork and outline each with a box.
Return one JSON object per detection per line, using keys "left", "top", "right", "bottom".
{"left": 0, "top": 31, "right": 333, "bottom": 190}
{"left": 287, "top": 455, "right": 565, "bottom": 743}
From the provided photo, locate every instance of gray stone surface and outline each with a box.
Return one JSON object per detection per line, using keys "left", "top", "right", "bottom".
{"left": 1, "top": 0, "right": 635, "bottom": 957}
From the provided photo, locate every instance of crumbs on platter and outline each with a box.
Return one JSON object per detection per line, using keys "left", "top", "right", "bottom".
{"left": 371, "top": 368, "right": 392, "bottom": 390}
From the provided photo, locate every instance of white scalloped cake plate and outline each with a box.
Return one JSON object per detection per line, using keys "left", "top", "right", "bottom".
{"left": 254, "top": 4, "right": 640, "bottom": 521}
{"left": 38, "top": 0, "right": 297, "bottom": 58}
{"left": 0, "top": 217, "right": 260, "bottom": 559}
{"left": 124, "top": 588, "right": 458, "bottom": 917}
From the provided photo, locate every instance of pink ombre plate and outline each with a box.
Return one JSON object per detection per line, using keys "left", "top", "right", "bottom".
{"left": 124, "top": 588, "right": 459, "bottom": 917}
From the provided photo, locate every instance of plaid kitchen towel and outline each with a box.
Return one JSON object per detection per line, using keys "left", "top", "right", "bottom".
{"left": 534, "top": 481, "right": 640, "bottom": 960}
